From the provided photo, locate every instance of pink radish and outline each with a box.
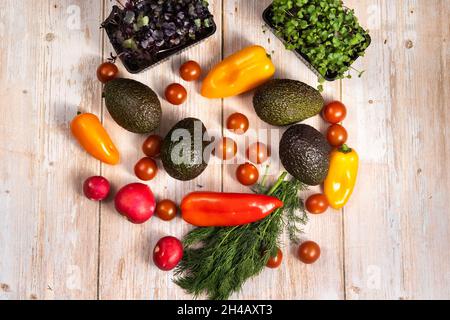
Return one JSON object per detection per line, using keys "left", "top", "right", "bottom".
{"left": 115, "top": 183, "right": 155, "bottom": 224}
{"left": 153, "top": 236, "right": 183, "bottom": 271}
{"left": 83, "top": 176, "right": 110, "bottom": 201}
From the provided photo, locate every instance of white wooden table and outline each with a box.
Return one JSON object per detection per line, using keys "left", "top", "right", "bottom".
{"left": 0, "top": 0, "right": 449, "bottom": 300}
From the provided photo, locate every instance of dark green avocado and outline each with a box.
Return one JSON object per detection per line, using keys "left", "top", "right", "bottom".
{"left": 104, "top": 78, "right": 162, "bottom": 134}
{"left": 279, "top": 124, "right": 331, "bottom": 186}
{"left": 253, "top": 79, "right": 324, "bottom": 126}
{"left": 161, "top": 118, "right": 211, "bottom": 181}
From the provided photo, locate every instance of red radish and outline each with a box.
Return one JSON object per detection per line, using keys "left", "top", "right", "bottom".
{"left": 83, "top": 176, "right": 110, "bottom": 201}
{"left": 114, "top": 183, "right": 155, "bottom": 224}
{"left": 153, "top": 236, "right": 183, "bottom": 271}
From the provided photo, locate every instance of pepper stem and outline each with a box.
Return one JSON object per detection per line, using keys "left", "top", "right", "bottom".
{"left": 339, "top": 144, "right": 352, "bottom": 154}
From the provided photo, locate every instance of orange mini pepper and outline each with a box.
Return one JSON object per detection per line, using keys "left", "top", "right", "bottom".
{"left": 201, "top": 45, "right": 276, "bottom": 99}
{"left": 71, "top": 113, "right": 120, "bottom": 165}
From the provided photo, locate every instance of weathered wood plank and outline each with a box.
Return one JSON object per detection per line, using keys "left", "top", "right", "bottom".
{"left": 0, "top": 1, "right": 103, "bottom": 299}
{"left": 221, "top": 0, "right": 344, "bottom": 299}
{"left": 98, "top": 0, "right": 223, "bottom": 300}
{"left": 342, "top": 0, "right": 450, "bottom": 299}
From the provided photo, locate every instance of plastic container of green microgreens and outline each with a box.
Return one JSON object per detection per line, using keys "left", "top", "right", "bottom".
{"left": 262, "top": 4, "right": 371, "bottom": 81}
{"left": 102, "top": 2, "right": 217, "bottom": 74}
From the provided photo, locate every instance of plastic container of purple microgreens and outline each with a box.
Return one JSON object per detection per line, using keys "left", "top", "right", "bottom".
{"left": 102, "top": 1, "right": 217, "bottom": 74}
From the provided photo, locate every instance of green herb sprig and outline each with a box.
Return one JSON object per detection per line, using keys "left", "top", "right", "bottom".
{"left": 271, "top": 0, "right": 370, "bottom": 87}
{"left": 175, "top": 172, "right": 308, "bottom": 300}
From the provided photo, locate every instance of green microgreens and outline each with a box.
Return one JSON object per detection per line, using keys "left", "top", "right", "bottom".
{"left": 271, "top": 0, "right": 370, "bottom": 90}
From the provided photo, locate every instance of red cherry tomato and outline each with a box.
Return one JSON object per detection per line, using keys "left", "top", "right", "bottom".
{"left": 97, "top": 62, "right": 118, "bottom": 83}
{"left": 305, "top": 194, "right": 329, "bottom": 214}
{"left": 134, "top": 157, "right": 158, "bottom": 181}
{"left": 142, "top": 135, "right": 162, "bottom": 158}
{"left": 322, "top": 101, "right": 347, "bottom": 124}
{"left": 327, "top": 124, "right": 348, "bottom": 147}
{"left": 180, "top": 60, "right": 202, "bottom": 81}
{"left": 214, "top": 137, "right": 237, "bottom": 160}
{"left": 226, "top": 113, "right": 249, "bottom": 134}
{"left": 247, "top": 142, "right": 271, "bottom": 164}
{"left": 236, "top": 162, "right": 259, "bottom": 186}
{"left": 298, "top": 241, "right": 321, "bottom": 264}
{"left": 165, "top": 83, "right": 187, "bottom": 105}
{"left": 156, "top": 199, "right": 178, "bottom": 221}
{"left": 266, "top": 248, "right": 283, "bottom": 268}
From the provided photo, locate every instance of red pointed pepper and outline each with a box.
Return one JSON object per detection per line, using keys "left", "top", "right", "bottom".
{"left": 181, "top": 192, "right": 284, "bottom": 227}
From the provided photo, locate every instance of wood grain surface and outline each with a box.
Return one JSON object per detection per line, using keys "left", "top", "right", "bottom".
{"left": 0, "top": 0, "right": 449, "bottom": 300}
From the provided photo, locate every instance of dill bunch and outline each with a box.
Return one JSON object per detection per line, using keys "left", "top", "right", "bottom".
{"left": 174, "top": 172, "right": 308, "bottom": 300}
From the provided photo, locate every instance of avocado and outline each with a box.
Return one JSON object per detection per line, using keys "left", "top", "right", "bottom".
{"left": 104, "top": 78, "right": 162, "bottom": 134}
{"left": 279, "top": 124, "right": 331, "bottom": 186}
{"left": 253, "top": 79, "right": 324, "bottom": 126}
{"left": 161, "top": 118, "right": 211, "bottom": 181}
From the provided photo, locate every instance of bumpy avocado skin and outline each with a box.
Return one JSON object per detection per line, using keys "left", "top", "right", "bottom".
{"left": 279, "top": 124, "right": 331, "bottom": 186}
{"left": 161, "top": 118, "right": 210, "bottom": 181}
{"left": 253, "top": 79, "right": 324, "bottom": 126}
{"left": 104, "top": 78, "right": 162, "bottom": 134}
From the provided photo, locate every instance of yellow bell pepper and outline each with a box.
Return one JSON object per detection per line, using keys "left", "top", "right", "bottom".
{"left": 201, "top": 45, "right": 275, "bottom": 99}
{"left": 324, "top": 145, "right": 359, "bottom": 209}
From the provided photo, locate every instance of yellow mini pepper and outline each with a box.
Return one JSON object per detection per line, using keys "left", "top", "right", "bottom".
{"left": 201, "top": 45, "right": 276, "bottom": 99}
{"left": 324, "top": 145, "right": 359, "bottom": 209}
{"left": 71, "top": 113, "right": 120, "bottom": 165}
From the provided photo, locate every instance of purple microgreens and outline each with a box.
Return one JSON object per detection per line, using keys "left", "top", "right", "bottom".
{"left": 104, "top": 0, "right": 214, "bottom": 71}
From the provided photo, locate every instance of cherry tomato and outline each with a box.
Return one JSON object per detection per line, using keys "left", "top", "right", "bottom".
{"left": 142, "top": 135, "right": 162, "bottom": 158}
{"left": 327, "top": 124, "right": 348, "bottom": 147}
{"left": 247, "top": 142, "right": 271, "bottom": 164}
{"left": 298, "top": 241, "right": 321, "bottom": 264}
{"left": 97, "top": 62, "right": 118, "bottom": 83}
{"left": 180, "top": 60, "right": 202, "bottom": 81}
{"left": 214, "top": 137, "right": 237, "bottom": 160}
{"left": 156, "top": 199, "right": 178, "bottom": 221}
{"left": 236, "top": 162, "right": 259, "bottom": 186}
{"left": 134, "top": 157, "right": 158, "bottom": 181}
{"left": 305, "top": 194, "right": 329, "bottom": 214}
{"left": 165, "top": 83, "right": 187, "bottom": 105}
{"left": 266, "top": 248, "right": 283, "bottom": 269}
{"left": 226, "top": 113, "right": 249, "bottom": 134}
{"left": 322, "top": 101, "right": 347, "bottom": 124}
